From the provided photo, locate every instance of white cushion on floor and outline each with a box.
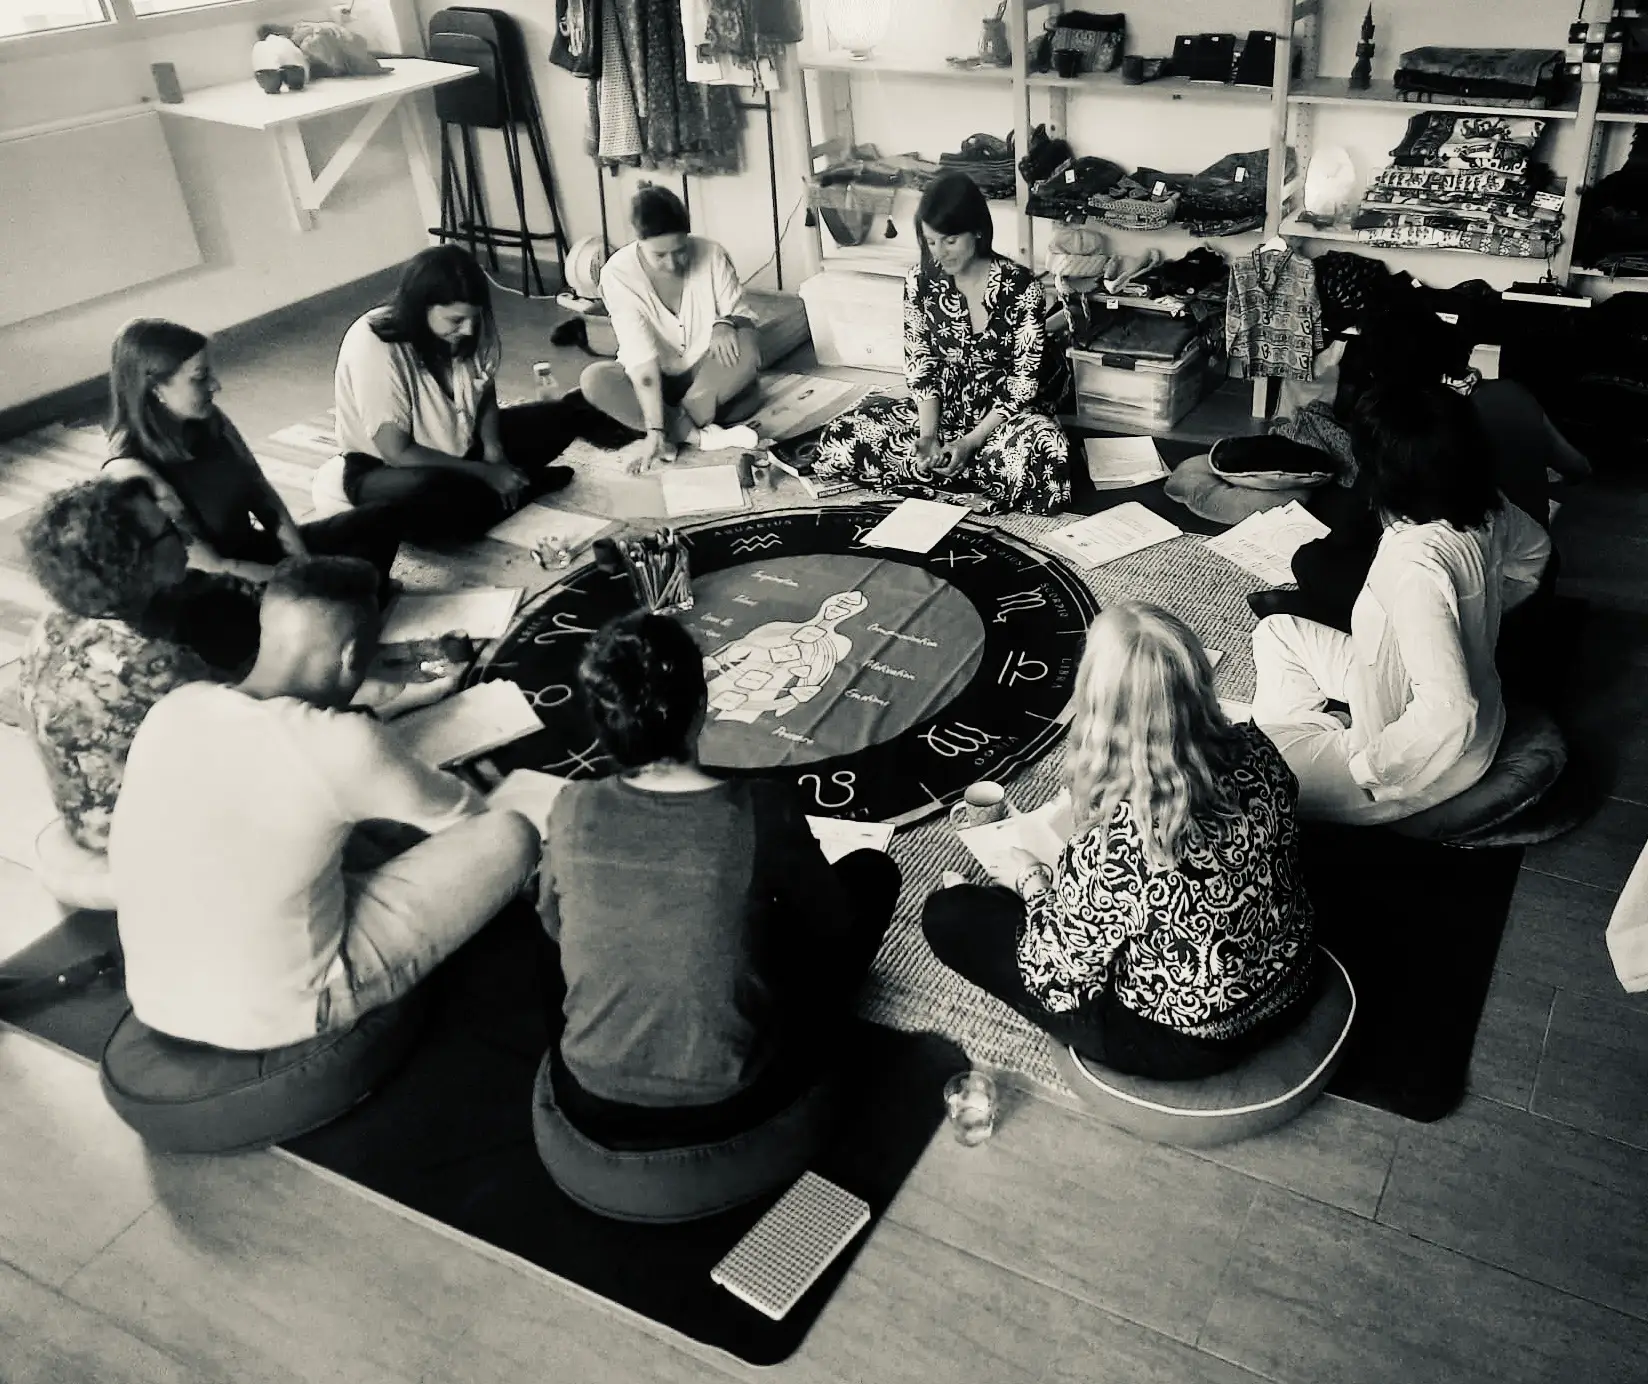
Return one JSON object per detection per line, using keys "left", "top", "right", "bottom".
{"left": 311, "top": 454, "right": 351, "bottom": 519}
{"left": 32, "top": 818, "right": 117, "bottom": 912}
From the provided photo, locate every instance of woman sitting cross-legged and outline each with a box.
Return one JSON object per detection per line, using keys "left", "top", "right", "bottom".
{"left": 579, "top": 184, "right": 765, "bottom": 468}
{"left": 19, "top": 479, "right": 258, "bottom": 854}
{"left": 1251, "top": 384, "right": 1552, "bottom": 826}
{"left": 102, "top": 318, "right": 402, "bottom": 600}
{"left": 812, "top": 171, "right": 1071, "bottom": 515}
{"left": 334, "top": 245, "right": 610, "bottom": 547}
{"left": 537, "top": 611, "right": 901, "bottom": 1143}
{"left": 923, "top": 602, "right": 1318, "bottom": 1080}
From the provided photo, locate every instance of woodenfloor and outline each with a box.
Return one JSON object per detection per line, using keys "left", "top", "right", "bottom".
{"left": 3, "top": 299, "right": 1647, "bottom": 1382}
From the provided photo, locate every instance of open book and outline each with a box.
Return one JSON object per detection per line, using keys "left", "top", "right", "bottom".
{"left": 953, "top": 791, "right": 1073, "bottom": 884}
{"left": 387, "top": 680, "right": 543, "bottom": 769}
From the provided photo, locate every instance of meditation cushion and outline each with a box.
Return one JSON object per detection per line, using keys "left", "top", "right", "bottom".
{"left": 100, "top": 994, "right": 424, "bottom": 1154}
{"left": 1393, "top": 705, "right": 1567, "bottom": 847}
{"left": 1166, "top": 452, "right": 1311, "bottom": 525}
{"left": 1052, "top": 947, "right": 1355, "bottom": 1148}
{"left": 531, "top": 1050, "right": 839, "bottom": 1223}
{"left": 32, "top": 819, "right": 117, "bottom": 913}
{"left": 310, "top": 454, "right": 352, "bottom": 519}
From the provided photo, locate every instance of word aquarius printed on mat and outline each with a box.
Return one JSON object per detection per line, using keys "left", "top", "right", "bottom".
{"left": 703, "top": 591, "right": 869, "bottom": 723}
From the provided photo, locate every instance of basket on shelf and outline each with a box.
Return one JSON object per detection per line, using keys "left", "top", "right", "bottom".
{"left": 1090, "top": 190, "right": 1179, "bottom": 231}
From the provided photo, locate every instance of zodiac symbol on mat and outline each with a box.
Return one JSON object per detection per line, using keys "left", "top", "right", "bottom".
{"left": 702, "top": 590, "right": 868, "bottom": 723}
{"left": 731, "top": 533, "right": 783, "bottom": 554}
{"left": 799, "top": 770, "right": 856, "bottom": 809}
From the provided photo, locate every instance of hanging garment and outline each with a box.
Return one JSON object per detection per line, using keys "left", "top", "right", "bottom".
{"left": 590, "top": 1, "right": 643, "bottom": 162}
{"left": 686, "top": 0, "right": 800, "bottom": 86}
{"left": 592, "top": 0, "right": 744, "bottom": 172}
{"left": 1226, "top": 247, "right": 1324, "bottom": 381}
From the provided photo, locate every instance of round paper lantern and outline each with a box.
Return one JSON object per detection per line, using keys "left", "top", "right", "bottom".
{"left": 824, "top": 0, "right": 891, "bottom": 60}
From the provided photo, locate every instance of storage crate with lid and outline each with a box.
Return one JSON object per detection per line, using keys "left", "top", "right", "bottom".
{"left": 1070, "top": 310, "right": 1219, "bottom": 432}
{"left": 797, "top": 269, "right": 903, "bottom": 373}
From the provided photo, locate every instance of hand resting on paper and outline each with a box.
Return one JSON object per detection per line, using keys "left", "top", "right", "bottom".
{"left": 351, "top": 671, "right": 465, "bottom": 721}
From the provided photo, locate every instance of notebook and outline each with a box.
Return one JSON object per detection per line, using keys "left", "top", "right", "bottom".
{"left": 387, "top": 680, "right": 543, "bottom": 768}
{"left": 710, "top": 1172, "right": 871, "bottom": 1320}
{"left": 380, "top": 588, "right": 523, "bottom": 644}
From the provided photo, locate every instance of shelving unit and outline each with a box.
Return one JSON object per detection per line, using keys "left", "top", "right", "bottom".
{"left": 1568, "top": 6, "right": 1648, "bottom": 287}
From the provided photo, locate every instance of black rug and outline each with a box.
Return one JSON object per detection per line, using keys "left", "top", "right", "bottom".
{"left": 1, "top": 907, "right": 963, "bottom": 1366}
{"left": 1305, "top": 824, "right": 1525, "bottom": 1123}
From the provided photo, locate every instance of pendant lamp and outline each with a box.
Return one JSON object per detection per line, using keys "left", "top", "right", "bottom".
{"left": 824, "top": 0, "right": 891, "bottom": 61}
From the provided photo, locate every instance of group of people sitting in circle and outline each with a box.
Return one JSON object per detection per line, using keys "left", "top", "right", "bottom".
{"left": 11, "top": 163, "right": 1569, "bottom": 1159}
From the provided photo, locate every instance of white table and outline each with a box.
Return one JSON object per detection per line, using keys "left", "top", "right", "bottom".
{"left": 159, "top": 58, "right": 476, "bottom": 235}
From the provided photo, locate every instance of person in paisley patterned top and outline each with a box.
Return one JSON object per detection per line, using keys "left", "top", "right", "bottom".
{"left": 811, "top": 172, "right": 1072, "bottom": 515}
{"left": 19, "top": 479, "right": 255, "bottom": 854}
{"left": 923, "top": 602, "right": 1318, "bottom": 1079}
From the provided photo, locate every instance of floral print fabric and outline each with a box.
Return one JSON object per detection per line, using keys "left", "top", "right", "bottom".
{"left": 812, "top": 259, "right": 1071, "bottom": 515}
{"left": 20, "top": 614, "right": 217, "bottom": 852}
{"left": 1018, "top": 724, "right": 1317, "bottom": 1040}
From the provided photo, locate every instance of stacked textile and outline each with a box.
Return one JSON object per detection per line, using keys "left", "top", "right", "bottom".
{"left": 1393, "top": 47, "right": 1566, "bottom": 109}
{"left": 938, "top": 133, "right": 1017, "bottom": 201}
{"left": 1351, "top": 114, "right": 1564, "bottom": 259}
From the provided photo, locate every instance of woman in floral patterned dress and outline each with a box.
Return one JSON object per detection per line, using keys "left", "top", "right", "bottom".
{"left": 812, "top": 171, "right": 1071, "bottom": 515}
{"left": 922, "top": 602, "right": 1318, "bottom": 1080}
{"left": 19, "top": 479, "right": 254, "bottom": 853}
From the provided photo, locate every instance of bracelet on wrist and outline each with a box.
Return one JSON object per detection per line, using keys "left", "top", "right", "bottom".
{"left": 1016, "top": 864, "right": 1053, "bottom": 897}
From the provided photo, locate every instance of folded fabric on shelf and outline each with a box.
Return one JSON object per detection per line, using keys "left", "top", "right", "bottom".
{"left": 1393, "top": 47, "right": 1564, "bottom": 106}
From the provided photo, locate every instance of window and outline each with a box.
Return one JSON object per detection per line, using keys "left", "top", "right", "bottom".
{"left": 129, "top": 0, "right": 246, "bottom": 13}
{"left": 0, "top": 1, "right": 110, "bottom": 38}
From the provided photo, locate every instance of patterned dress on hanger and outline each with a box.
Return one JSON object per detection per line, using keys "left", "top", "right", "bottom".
{"left": 812, "top": 258, "right": 1072, "bottom": 515}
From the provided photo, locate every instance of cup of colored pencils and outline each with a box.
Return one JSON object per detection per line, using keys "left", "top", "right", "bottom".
{"left": 597, "top": 528, "right": 693, "bottom": 614}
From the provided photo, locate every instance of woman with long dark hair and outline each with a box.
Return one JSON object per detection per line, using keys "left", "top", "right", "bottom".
{"left": 334, "top": 245, "right": 597, "bottom": 546}
{"left": 1251, "top": 384, "right": 1551, "bottom": 824}
{"left": 536, "top": 610, "right": 900, "bottom": 1142}
{"left": 923, "top": 602, "right": 1317, "bottom": 1079}
{"left": 103, "top": 318, "right": 401, "bottom": 593}
{"left": 579, "top": 185, "right": 764, "bottom": 468}
{"left": 812, "top": 171, "right": 1071, "bottom": 514}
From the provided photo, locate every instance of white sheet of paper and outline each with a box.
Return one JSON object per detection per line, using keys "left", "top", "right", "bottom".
{"left": 1204, "top": 501, "right": 1332, "bottom": 586}
{"left": 1206, "top": 649, "right": 1224, "bottom": 668}
{"left": 487, "top": 768, "right": 570, "bottom": 836}
{"left": 1042, "top": 502, "right": 1183, "bottom": 569}
{"left": 860, "top": 498, "right": 970, "bottom": 554}
{"left": 486, "top": 503, "right": 612, "bottom": 552}
{"left": 380, "top": 588, "right": 523, "bottom": 644}
{"left": 1219, "top": 698, "right": 1254, "bottom": 723}
{"left": 387, "top": 679, "right": 543, "bottom": 768}
{"left": 805, "top": 816, "right": 895, "bottom": 864}
{"left": 1082, "top": 436, "right": 1169, "bottom": 490}
{"left": 660, "top": 464, "right": 750, "bottom": 518}
{"left": 953, "top": 792, "right": 1073, "bottom": 885}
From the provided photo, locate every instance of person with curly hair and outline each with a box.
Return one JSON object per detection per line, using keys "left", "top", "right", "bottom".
{"left": 535, "top": 610, "right": 900, "bottom": 1144}
{"left": 102, "top": 317, "right": 402, "bottom": 598}
{"left": 923, "top": 602, "right": 1318, "bottom": 1080}
{"left": 19, "top": 478, "right": 258, "bottom": 853}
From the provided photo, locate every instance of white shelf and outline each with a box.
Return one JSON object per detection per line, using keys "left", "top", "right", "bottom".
{"left": 1287, "top": 78, "right": 1579, "bottom": 121}
{"left": 1026, "top": 74, "right": 1273, "bottom": 106}
{"left": 800, "top": 54, "right": 1014, "bottom": 84}
{"left": 1572, "top": 267, "right": 1648, "bottom": 289}
{"left": 1597, "top": 109, "right": 1648, "bottom": 125}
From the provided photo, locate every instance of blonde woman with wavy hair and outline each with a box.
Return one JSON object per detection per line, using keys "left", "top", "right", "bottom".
{"left": 923, "top": 602, "right": 1319, "bottom": 1080}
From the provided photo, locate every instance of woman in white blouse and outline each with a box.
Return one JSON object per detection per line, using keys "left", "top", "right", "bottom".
{"left": 1251, "top": 383, "right": 1551, "bottom": 825}
{"left": 334, "top": 246, "right": 589, "bottom": 546}
{"left": 580, "top": 185, "right": 762, "bottom": 468}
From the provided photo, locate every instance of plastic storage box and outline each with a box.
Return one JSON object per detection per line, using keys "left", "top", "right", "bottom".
{"left": 1070, "top": 341, "right": 1216, "bottom": 432}
{"left": 797, "top": 270, "right": 903, "bottom": 373}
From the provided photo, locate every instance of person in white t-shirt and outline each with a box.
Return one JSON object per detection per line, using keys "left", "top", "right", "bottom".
{"left": 1251, "top": 384, "right": 1551, "bottom": 826}
{"left": 334, "top": 246, "right": 607, "bottom": 547}
{"left": 579, "top": 185, "right": 764, "bottom": 469}
{"left": 109, "top": 555, "right": 539, "bottom": 1051}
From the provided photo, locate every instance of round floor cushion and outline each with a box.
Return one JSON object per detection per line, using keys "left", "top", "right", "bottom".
{"left": 1051, "top": 948, "right": 1356, "bottom": 1148}
{"left": 1392, "top": 705, "right": 1567, "bottom": 847}
{"left": 531, "top": 1051, "right": 839, "bottom": 1223}
{"left": 310, "top": 454, "right": 351, "bottom": 519}
{"left": 100, "top": 994, "right": 424, "bottom": 1154}
{"left": 32, "top": 819, "right": 117, "bottom": 912}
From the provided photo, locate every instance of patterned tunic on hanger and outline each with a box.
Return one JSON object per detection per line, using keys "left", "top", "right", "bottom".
{"left": 813, "top": 258, "right": 1071, "bottom": 515}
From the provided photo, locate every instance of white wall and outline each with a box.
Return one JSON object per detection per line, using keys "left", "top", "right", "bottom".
{"left": 0, "top": 2, "right": 430, "bottom": 413}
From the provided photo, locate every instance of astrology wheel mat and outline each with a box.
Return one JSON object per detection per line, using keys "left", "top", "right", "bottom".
{"left": 471, "top": 505, "right": 1099, "bottom": 825}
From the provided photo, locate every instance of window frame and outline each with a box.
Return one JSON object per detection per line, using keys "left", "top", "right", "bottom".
{"left": 0, "top": 0, "right": 310, "bottom": 64}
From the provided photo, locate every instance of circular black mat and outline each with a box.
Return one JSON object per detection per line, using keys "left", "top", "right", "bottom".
{"left": 470, "top": 504, "right": 1099, "bottom": 824}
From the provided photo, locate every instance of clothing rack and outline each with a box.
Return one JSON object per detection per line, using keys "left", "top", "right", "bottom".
{"left": 592, "top": 91, "right": 786, "bottom": 291}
